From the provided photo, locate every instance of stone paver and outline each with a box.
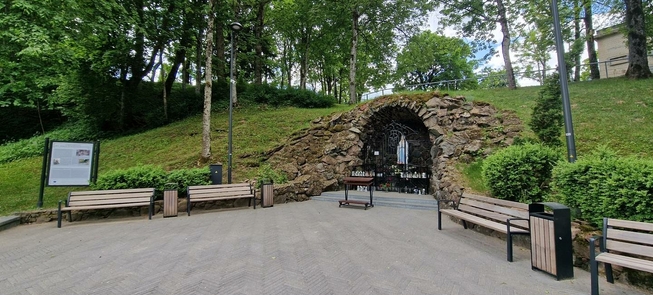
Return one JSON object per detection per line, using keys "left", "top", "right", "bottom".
{"left": 0, "top": 200, "right": 649, "bottom": 295}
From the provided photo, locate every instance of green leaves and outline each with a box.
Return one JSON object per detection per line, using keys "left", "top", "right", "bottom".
{"left": 481, "top": 143, "right": 562, "bottom": 203}
{"left": 552, "top": 148, "right": 653, "bottom": 225}
{"left": 395, "top": 31, "right": 477, "bottom": 90}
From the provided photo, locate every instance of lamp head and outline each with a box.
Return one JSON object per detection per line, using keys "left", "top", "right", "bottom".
{"left": 230, "top": 22, "right": 243, "bottom": 32}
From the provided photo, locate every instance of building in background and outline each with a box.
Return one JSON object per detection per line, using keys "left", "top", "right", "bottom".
{"left": 595, "top": 25, "right": 653, "bottom": 78}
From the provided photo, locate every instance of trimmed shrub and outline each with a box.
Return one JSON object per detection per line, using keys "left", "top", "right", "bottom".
{"left": 551, "top": 147, "right": 653, "bottom": 226}
{"left": 530, "top": 73, "right": 564, "bottom": 146}
{"left": 481, "top": 143, "right": 562, "bottom": 203}
{"left": 92, "top": 165, "right": 167, "bottom": 192}
{"left": 165, "top": 168, "right": 211, "bottom": 196}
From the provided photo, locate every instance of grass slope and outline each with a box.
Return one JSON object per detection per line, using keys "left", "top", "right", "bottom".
{"left": 1, "top": 77, "right": 651, "bottom": 215}
{"left": 0, "top": 105, "right": 352, "bottom": 215}
{"left": 451, "top": 77, "right": 653, "bottom": 158}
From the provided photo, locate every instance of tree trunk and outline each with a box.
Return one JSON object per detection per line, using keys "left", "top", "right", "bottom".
{"left": 196, "top": 30, "right": 202, "bottom": 95}
{"left": 254, "top": 0, "right": 267, "bottom": 85}
{"left": 201, "top": 0, "right": 215, "bottom": 163}
{"left": 496, "top": 0, "right": 516, "bottom": 89}
{"left": 160, "top": 48, "right": 168, "bottom": 121}
{"left": 624, "top": 0, "right": 652, "bottom": 79}
{"left": 584, "top": 2, "right": 600, "bottom": 80}
{"left": 573, "top": 1, "right": 581, "bottom": 82}
{"left": 348, "top": 9, "right": 359, "bottom": 104}
{"left": 299, "top": 32, "right": 310, "bottom": 90}
{"left": 216, "top": 20, "right": 226, "bottom": 81}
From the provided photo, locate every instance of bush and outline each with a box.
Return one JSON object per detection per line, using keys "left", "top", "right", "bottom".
{"left": 165, "top": 168, "right": 211, "bottom": 196}
{"left": 551, "top": 147, "right": 653, "bottom": 226}
{"left": 240, "top": 84, "right": 336, "bottom": 108}
{"left": 92, "top": 165, "right": 167, "bottom": 192}
{"left": 530, "top": 73, "right": 564, "bottom": 146}
{"left": 481, "top": 143, "right": 562, "bottom": 203}
{"left": 255, "top": 164, "right": 287, "bottom": 188}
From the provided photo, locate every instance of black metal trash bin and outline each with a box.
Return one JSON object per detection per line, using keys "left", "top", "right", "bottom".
{"left": 260, "top": 180, "right": 274, "bottom": 208}
{"left": 528, "top": 202, "right": 574, "bottom": 280}
{"left": 210, "top": 164, "right": 222, "bottom": 185}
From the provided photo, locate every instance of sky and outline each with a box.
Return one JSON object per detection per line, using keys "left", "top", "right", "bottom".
{"left": 424, "top": 10, "right": 619, "bottom": 87}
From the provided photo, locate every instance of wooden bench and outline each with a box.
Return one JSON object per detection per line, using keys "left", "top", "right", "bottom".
{"left": 589, "top": 218, "right": 653, "bottom": 295}
{"left": 438, "top": 193, "right": 530, "bottom": 262}
{"left": 186, "top": 182, "right": 255, "bottom": 216}
{"left": 57, "top": 188, "right": 155, "bottom": 228}
{"left": 339, "top": 177, "right": 374, "bottom": 210}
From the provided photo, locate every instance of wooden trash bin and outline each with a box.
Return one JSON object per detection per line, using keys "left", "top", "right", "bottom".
{"left": 261, "top": 180, "right": 274, "bottom": 208}
{"left": 163, "top": 184, "right": 178, "bottom": 218}
{"left": 529, "top": 202, "right": 573, "bottom": 280}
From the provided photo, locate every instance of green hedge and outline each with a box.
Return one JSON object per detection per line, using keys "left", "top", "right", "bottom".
{"left": 92, "top": 166, "right": 211, "bottom": 198}
{"left": 551, "top": 148, "right": 653, "bottom": 226}
{"left": 239, "top": 84, "right": 336, "bottom": 108}
{"left": 481, "top": 143, "right": 561, "bottom": 203}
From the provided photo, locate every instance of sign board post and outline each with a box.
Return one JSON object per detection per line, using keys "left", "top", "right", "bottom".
{"left": 38, "top": 138, "right": 100, "bottom": 208}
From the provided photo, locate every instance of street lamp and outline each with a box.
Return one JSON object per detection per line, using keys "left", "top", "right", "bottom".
{"left": 551, "top": 0, "right": 577, "bottom": 163}
{"left": 228, "top": 21, "right": 242, "bottom": 184}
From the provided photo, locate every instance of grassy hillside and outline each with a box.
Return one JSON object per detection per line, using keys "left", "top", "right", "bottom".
{"left": 0, "top": 77, "right": 651, "bottom": 215}
{"left": 450, "top": 77, "right": 653, "bottom": 158}
{"left": 0, "top": 105, "right": 352, "bottom": 215}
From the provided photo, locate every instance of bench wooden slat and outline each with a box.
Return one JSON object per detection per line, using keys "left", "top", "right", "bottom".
{"left": 190, "top": 187, "right": 252, "bottom": 195}
{"left": 606, "top": 240, "right": 653, "bottom": 259}
{"left": 463, "top": 193, "right": 529, "bottom": 210}
{"left": 440, "top": 209, "right": 528, "bottom": 234}
{"left": 607, "top": 228, "right": 653, "bottom": 246}
{"left": 457, "top": 205, "right": 530, "bottom": 230}
{"left": 188, "top": 194, "right": 254, "bottom": 202}
{"left": 69, "top": 197, "right": 152, "bottom": 207}
{"left": 70, "top": 188, "right": 154, "bottom": 196}
{"left": 608, "top": 218, "right": 653, "bottom": 232}
{"left": 60, "top": 202, "right": 152, "bottom": 211}
{"left": 69, "top": 192, "right": 153, "bottom": 202}
{"left": 191, "top": 192, "right": 253, "bottom": 199}
{"left": 595, "top": 253, "right": 653, "bottom": 273}
{"left": 188, "top": 183, "right": 251, "bottom": 190}
{"left": 460, "top": 199, "right": 530, "bottom": 219}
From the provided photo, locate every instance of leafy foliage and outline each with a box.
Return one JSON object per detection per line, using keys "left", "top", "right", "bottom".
{"left": 552, "top": 147, "right": 653, "bottom": 226}
{"left": 240, "top": 84, "right": 336, "bottom": 108}
{"left": 165, "top": 168, "right": 211, "bottom": 195}
{"left": 92, "top": 165, "right": 167, "bottom": 192}
{"left": 481, "top": 143, "right": 562, "bottom": 203}
{"left": 255, "top": 163, "right": 287, "bottom": 188}
{"left": 530, "top": 73, "right": 563, "bottom": 146}
{"left": 394, "top": 31, "right": 477, "bottom": 90}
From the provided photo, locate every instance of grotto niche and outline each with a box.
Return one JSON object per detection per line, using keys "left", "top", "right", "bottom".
{"left": 357, "top": 106, "right": 434, "bottom": 195}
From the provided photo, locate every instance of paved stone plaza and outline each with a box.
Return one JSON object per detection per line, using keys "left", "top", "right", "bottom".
{"left": 0, "top": 200, "right": 648, "bottom": 295}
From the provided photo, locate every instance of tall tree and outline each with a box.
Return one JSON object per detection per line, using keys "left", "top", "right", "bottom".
{"left": 623, "top": 0, "right": 652, "bottom": 78}
{"left": 583, "top": 1, "right": 601, "bottom": 80}
{"left": 201, "top": 0, "right": 216, "bottom": 163}
{"left": 395, "top": 31, "right": 476, "bottom": 90}
{"left": 437, "top": 0, "right": 522, "bottom": 89}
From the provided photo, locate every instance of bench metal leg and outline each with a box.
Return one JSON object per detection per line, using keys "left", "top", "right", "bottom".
{"left": 437, "top": 210, "right": 442, "bottom": 230}
{"left": 148, "top": 200, "right": 153, "bottom": 220}
{"left": 67, "top": 211, "right": 72, "bottom": 222}
{"left": 462, "top": 220, "right": 468, "bottom": 229}
{"left": 605, "top": 263, "right": 614, "bottom": 283}
{"left": 57, "top": 201, "right": 62, "bottom": 228}
{"left": 590, "top": 257, "right": 599, "bottom": 295}
{"left": 507, "top": 233, "right": 514, "bottom": 262}
{"left": 187, "top": 195, "right": 191, "bottom": 216}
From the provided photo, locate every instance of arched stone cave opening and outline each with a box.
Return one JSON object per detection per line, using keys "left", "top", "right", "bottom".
{"left": 357, "top": 106, "right": 434, "bottom": 194}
